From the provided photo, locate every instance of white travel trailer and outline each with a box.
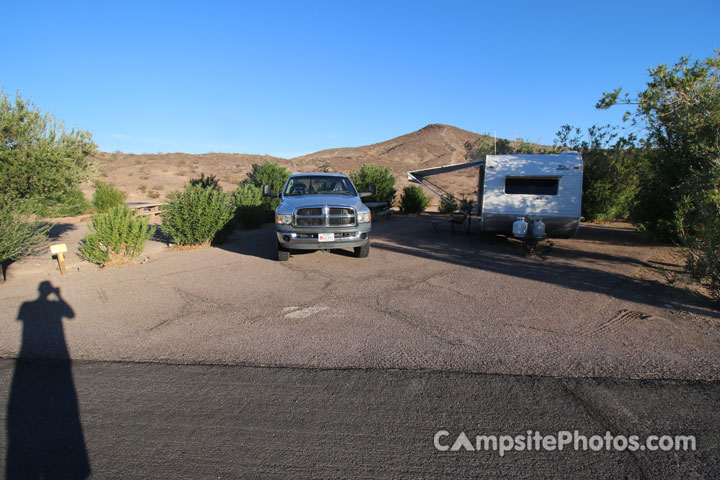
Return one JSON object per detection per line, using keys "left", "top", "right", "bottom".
{"left": 408, "top": 151, "right": 583, "bottom": 244}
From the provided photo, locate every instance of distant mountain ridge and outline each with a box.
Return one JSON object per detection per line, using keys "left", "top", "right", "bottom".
{"left": 293, "top": 123, "right": 482, "bottom": 167}
{"left": 92, "top": 124, "right": 494, "bottom": 202}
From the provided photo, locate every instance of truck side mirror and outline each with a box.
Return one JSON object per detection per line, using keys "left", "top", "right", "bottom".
{"left": 263, "top": 184, "right": 279, "bottom": 198}
{"left": 359, "top": 184, "right": 376, "bottom": 198}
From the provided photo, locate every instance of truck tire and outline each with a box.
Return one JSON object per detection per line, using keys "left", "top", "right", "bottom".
{"left": 277, "top": 242, "right": 290, "bottom": 261}
{"left": 354, "top": 243, "right": 370, "bottom": 258}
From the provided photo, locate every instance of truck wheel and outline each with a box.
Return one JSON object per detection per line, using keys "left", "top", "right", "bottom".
{"left": 354, "top": 243, "right": 370, "bottom": 258}
{"left": 277, "top": 242, "right": 290, "bottom": 261}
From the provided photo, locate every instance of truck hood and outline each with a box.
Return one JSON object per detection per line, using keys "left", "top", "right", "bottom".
{"left": 278, "top": 195, "right": 368, "bottom": 212}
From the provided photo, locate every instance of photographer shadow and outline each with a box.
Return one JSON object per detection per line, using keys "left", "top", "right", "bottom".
{"left": 5, "top": 281, "right": 90, "bottom": 479}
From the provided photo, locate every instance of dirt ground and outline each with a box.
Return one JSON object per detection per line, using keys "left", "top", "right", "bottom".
{"left": 2, "top": 215, "right": 718, "bottom": 381}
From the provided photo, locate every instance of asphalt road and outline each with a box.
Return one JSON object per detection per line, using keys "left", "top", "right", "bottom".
{"left": 1, "top": 359, "right": 718, "bottom": 479}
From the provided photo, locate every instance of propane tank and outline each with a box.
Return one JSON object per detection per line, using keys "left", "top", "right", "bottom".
{"left": 532, "top": 219, "right": 546, "bottom": 239}
{"left": 512, "top": 217, "right": 528, "bottom": 238}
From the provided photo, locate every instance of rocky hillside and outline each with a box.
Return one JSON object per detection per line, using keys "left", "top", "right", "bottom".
{"left": 90, "top": 124, "right": 488, "bottom": 204}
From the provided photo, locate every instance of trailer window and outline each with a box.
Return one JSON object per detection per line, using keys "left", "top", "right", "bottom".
{"left": 505, "top": 177, "right": 559, "bottom": 195}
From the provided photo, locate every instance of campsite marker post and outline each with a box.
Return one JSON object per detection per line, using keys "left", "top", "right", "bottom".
{"left": 50, "top": 244, "right": 68, "bottom": 276}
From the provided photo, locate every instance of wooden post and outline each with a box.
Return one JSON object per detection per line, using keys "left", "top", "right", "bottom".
{"left": 50, "top": 244, "right": 68, "bottom": 276}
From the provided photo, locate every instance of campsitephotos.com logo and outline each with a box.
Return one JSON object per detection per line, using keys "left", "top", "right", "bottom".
{"left": 434, "top": 430, "right": 696, "bottom": 457}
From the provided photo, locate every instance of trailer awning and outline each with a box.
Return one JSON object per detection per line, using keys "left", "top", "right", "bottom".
{"left": 406, "top": 158, "right": 485, "bottom": 219}
{"left": 407, "top": 159, "right": 485, "bottom": 182}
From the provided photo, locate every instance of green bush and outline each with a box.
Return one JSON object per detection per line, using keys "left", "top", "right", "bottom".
{"left": 39, "top": 187, "right": 93, "bottom": 218}
{"left": 161, "top": 185, "right": 235, "bottom": 245}
{"left": 464, "top": 134, "right": 557, "bottom": 161}
{"left": 240, "top": 162, "right": 291, "bottom": 215}
{"left": 0, "top": 195, "right": 51, "bottom": 271}
{"left": 554, "top": 124, "right": 644, "bottom": 222}
{"left": 349, "top": 164, "right": 397, "bottom": 205}
{"left": 93, "top": 182, "right": 126, "bottom": 213}
{"left": 399, "top": 185, "right": 429, "bottom": 214}
{"left": 79, "top": 205, "right": 155, "bottom": 265}
{"left": 675, "top": 171, "right": 720, "bottom": 300}
{"left": 189, "top": 173, "right": 221, "bottom": 192}
{"left": 0, "top": 90, "right": 96, "bottom": 216}
{"left": 438, "top": 196, "right": 458, "bottom": 214}
{"left": 233, "top": 184, "right": 266, "bottom": 228}
{"left": 597, "top": 53, "right": 720, "bottom": 237}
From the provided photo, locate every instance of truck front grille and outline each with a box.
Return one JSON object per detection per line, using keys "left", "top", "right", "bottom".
{"left": 329, "top": 207, "right": 353, "bottom": 215}
{"left": 294, "top": 205, "right": 356, "bottom": 227}
{"left": 297, "top": 208, "right": 323, "bottom": 216}
{"left": 295, "top": 217, "right": 325, "bottom": 227}
{"left": 329, "top": 216, "right": 354, "bottom": 226}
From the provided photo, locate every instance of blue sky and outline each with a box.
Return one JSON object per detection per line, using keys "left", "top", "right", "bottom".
{"left": 1, "top": 1, "right": 718, "bottom": 156}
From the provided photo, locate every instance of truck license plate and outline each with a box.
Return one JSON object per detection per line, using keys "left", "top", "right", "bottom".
{"left": 318, "top": 233, "right": 334, "bottom": 242}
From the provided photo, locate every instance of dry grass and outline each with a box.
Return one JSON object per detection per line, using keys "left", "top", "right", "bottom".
{"left": 168, "top": 241, "right": 211, "bottom": 250}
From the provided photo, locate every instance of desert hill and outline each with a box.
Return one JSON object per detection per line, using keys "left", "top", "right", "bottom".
{"left": 90, "top": 124, "right": 490, "bottom": 204}
{"left": 293, "top": 123, "right": 482, "bottom": 173}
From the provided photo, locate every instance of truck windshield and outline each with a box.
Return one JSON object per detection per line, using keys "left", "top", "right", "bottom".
{"left": 284, "top": 176, "right": 357, "bottom": 196}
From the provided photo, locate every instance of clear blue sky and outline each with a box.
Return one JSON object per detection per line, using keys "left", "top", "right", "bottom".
{"left": 1, "top": 0, "right": 718, "bottom": 156}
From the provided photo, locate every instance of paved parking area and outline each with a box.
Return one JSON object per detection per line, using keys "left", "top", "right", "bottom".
{"left": 2, "top": 216, "right": 720, "bottom": 478}
{"left": 1, "top": 216, "right": 718, "bottom": 380}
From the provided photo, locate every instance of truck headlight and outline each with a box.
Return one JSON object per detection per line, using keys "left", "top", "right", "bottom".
{"left": 357, "top": 212, "right": 371, "bottom": 223}
{"left": 275, "top": 214, "right": 292, "bottom": 225}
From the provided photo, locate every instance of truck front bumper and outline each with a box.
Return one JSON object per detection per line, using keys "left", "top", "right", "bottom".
{"left": 276, "top": 224, "right": 371, "bottom": 250}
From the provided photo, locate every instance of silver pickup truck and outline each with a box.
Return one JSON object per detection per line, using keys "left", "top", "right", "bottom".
{"left": 263, "top": 173, "right": 375, "bottom": 261}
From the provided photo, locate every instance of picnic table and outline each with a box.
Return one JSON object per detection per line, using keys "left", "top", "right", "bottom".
{"left": 127, "top": 202, "right": 164, "bottom": 218}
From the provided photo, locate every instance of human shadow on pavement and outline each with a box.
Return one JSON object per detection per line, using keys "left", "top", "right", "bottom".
{"left": 5, "top": 281, "right": 90, "bottom": 480}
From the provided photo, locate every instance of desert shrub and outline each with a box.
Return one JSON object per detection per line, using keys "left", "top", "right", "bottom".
{"left": 458, "top": 197, "right": 473, "bottom": 213}
{"left": 189, "top": 173, "right": 221, "bottom": 192}
{"left": 79, "top": 205, "right": 155, "bottom": 265}
{"left": 0, "top": 195, "right": 51, "bottom": 272}
{"left": 161, "top": 185, "right": 235, "bottom": 245}
{"left": 675, "top": 169, "right": 720, "bottom": 300}
{"left": 597, "top": 53, "right": 720, "bottom": 237}
{"left": 93, "top": 182, "right": 126, "bottom": 213}
{"left": 240, "top": 162, "right": 291, "bottom": 214}
{"left": 554, "top": 124, "right": 644, "bottom": 221}
{"left": 465, "top": 134, "right": 557, "bottom": 161}
{"left": 39, "top": 187, "right": 93, "bottom": 217}
{"left": 349, "top": 164, "right": 397, "bottom": 205}
{"left": 438, "top": 195, "right": 458, "bottom": 214}
{"left": 0, "top": 90, "right": 96, "bottom": 216}
{"left": 233, "top": 184, "right": 266, "bottom": 228}
{"left": 399, "top": 185, "right": 429, "bottom": 214}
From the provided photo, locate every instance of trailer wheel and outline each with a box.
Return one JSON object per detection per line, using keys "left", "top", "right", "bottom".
{"left": 277, "top": 242, "right": 290, "bottom": 261}
{"left": 354, "top": 243, "right": 370, "bottom": 258}
{"left": 524, "top": 238, "right": 538, "bottom": 253}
